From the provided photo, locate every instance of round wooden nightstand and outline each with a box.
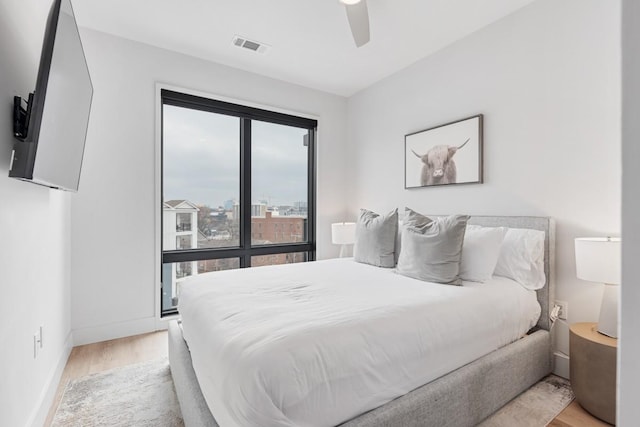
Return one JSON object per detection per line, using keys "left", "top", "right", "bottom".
{"left": 569, "top": 322, "right": 617, "bottom": 425}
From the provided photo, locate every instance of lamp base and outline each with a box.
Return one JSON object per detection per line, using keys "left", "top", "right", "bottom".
{"left": 597, "top": 283, "right": 619, "bottom": 338}
{"left": 339, "top": 244, "right": 351, "bottom": 258}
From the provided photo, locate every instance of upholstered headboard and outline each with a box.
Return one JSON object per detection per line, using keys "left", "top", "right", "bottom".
{"left": 464, "top": 216, "right": 556, "bottom": 331}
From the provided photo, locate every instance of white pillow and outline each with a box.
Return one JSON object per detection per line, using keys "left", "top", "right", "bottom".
{"left": 459, "top": 225, "right": 507, "bottom": 282}
{"left": 494, "top": 228, "right": 546, "bottom": 290}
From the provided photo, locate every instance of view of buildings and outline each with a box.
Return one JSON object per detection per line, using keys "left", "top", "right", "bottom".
{"left": 162, "top": 199, "right": 308, "bottom": 309}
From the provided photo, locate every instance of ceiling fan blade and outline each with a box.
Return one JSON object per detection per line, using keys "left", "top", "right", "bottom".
{"left": 345, "top": 0, "right": 370, "bottom": 47}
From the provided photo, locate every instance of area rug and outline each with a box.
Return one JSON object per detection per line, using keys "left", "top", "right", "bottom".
{"left": 52, "top": 359, "right": 572, "bottom": 427}
{"left": 51, "top": 358, "right": 183, "bottom": 427}
{"left": 480, "top": 375, "right": 575, "bottom": 427}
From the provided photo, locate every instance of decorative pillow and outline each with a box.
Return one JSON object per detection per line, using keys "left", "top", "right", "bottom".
{"left": 395, "top": 208, "right": 434, "bottom": 265}
{"left": 396, "top": 214, "right": 469, "bottom": 285}
{"left": 493, "top": 228, "right": 546, "bottom": 290}
{"left": 394, "top": 219, "right": 404, "bottom": 265}
{"left": 403, "top": 207, "right": 433, "bottom": 229}
{"left": 459, "top": 225, "right": 508, "bottom": 282}
{"left": 353, "top": 208, "right": 398, "bottom": 268}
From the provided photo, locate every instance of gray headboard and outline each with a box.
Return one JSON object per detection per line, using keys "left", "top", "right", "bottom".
{"left": 465, "top": 216, "right": 556, "bottom": 331}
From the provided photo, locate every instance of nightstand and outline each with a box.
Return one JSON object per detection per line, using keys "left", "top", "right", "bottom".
{"left": 569, "top": 322, "right": 617, "bottom": 425}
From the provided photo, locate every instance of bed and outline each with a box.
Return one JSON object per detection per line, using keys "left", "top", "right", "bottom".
{"left": 168, "top": 215, "right": 555, "bottom": 427}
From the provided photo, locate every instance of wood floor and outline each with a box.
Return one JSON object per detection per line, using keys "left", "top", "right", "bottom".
{"left": 549, "top": 401, "right": 613, "bottom": 427}
{"left": 44, "top": 331, "right": 612, "bottom": 427}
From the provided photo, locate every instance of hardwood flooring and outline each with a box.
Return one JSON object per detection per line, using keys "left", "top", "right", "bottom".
{"left": 43, "top": 331, "right": 612, "bottom": 427}
{"left": 549, "top": 401, "right": 613, "bottom": 427}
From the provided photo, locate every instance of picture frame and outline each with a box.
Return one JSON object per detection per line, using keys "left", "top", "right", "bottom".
{"left": 404, "top": 114, "right": 483, "bottom": 189}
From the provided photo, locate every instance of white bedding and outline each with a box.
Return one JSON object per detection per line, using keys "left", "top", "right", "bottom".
{"left": 178, "top": 258, "right": 541, "bottom": 427}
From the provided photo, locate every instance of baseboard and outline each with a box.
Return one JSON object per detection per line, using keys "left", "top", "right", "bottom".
{"left": 73, "top": 317, "right": 160, "bottom": 346}
{"left": 553, "top": 351, "right": 570, "bottom": 379}
{"left": 27, "top": 331, "right": 73, "bottom": 427}
{"left": 155, "top": 313, "right": 179, "bottom": 330}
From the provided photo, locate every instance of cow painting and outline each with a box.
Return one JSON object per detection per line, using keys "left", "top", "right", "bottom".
{"left": 411, "top": 138, "right": 470, "bottom": 186}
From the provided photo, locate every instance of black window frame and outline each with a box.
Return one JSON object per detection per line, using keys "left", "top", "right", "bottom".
{"left": 160, "top": 89, "right": 317, "bottom": 316}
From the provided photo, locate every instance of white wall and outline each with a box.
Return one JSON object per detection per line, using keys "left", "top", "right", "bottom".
{"left": 346, "top": 0, "right": 620, "bottom": 377}
{"left": 0, "top": 1, "right": 73, "bottom": 426}
{"left": 619, "top": 0, "right": 640, "bottom": 424}
{"left": 71, "top": 29, "right": 349, "bottom": 344}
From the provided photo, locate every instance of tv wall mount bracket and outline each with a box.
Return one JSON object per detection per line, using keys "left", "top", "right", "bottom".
{"left": 13, "top": 93, "right": 34, "bottom": 141}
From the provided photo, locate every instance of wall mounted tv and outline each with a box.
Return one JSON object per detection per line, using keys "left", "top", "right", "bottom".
{"left": 10, "top": 0, "right": 93, "bottom": 192}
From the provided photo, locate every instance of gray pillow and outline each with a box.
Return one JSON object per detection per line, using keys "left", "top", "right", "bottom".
{"left": 395, "top": 208, "right": 434, "bottom": 265}
{"left": 396, "top": 214, "right": 470, "bottom": 285}
{"left": 404, "top": 207, "right": 433, "bottom": 230}
{"left": 354, "top": 208, "right": 398, "bottom": 268}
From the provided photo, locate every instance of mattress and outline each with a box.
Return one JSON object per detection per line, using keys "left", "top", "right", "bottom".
{"left": 178, "top": 258, "right": 541, "bottom": 427}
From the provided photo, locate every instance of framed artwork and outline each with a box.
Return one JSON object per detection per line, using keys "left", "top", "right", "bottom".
{"left": 405, "top": 114, "right": 483, "bottom": 189}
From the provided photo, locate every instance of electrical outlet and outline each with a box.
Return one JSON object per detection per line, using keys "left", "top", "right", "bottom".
{"left": 33, "top": 327, "right": 43, "bottom": 358}
{"left": 33, "top": 332, "right": 39, "bottom": 358}
{"left": 556, "top": 300, "right": 568, "bottom": 320}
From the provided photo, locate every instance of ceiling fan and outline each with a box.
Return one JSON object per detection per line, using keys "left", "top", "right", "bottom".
{"left": 340, "top": 0, "right": 370, "bottom": 47}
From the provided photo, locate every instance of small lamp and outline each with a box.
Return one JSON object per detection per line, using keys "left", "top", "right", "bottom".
{"left": 332, "top": 222, "right": 356, "bottom": 258}
{"left": 575, "top": 237, "right": 621, "bottom": 338}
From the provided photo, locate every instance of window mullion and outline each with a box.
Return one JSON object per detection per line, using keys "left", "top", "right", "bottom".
{"left": 307, "top": 128, "right": 317, "bottom": 261}
{"left": 240, "top": 118, "right": 252, "bottom": 268}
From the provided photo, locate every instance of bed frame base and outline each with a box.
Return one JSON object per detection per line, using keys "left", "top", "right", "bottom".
{"left": 169, "top": 321, "right": 217, "bottom": 427}
{"left": 169, "top": 320, "right": 551, "bottom": 427}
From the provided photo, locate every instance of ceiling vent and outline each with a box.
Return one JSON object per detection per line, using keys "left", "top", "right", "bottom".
{"left": 232, "top": 36, "right": 270, "bottom": 54}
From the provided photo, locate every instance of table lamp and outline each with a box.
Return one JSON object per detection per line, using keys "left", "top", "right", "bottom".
{"left": 332, "top": 222, "right": 356, "bottom": 258}
{"left": 574, "top": 237, "right": 621, "bottom": 338}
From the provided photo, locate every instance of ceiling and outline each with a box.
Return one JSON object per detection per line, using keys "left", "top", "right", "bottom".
{"left": 72, "top": 0, "right": 536, "bottom": 97}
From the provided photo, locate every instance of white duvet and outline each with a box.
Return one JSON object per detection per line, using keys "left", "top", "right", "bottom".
{"left": 178, "top": 258, "right": 541, "bottom": 427}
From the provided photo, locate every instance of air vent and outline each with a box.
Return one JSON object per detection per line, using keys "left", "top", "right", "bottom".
{"left": 232, "top": 35, "right": 270, "bottom": 54}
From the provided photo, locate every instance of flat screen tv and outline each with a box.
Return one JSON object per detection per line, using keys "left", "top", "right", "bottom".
{"left": 10, "top": 0, "right": 93, "bottom": 192}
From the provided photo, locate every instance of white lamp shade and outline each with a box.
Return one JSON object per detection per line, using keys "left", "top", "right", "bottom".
{"left": 331, "top": 222, "right": 356, "bottom": 245}
{"left": 575, "top": 237, "right": 621, "bottom": 285}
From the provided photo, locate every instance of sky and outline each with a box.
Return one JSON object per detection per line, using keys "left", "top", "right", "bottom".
{"left": 163, "top": 105, "right": 309, "bottom": 208}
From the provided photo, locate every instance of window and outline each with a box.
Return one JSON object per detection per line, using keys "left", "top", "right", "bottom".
{"left": 160, "top": 89, "right": 317, "bottom": 315}
{"left": 176, "top": 235, "right": 191, "bottom": 250}
{"left": 176, "top": 212, "right": 192, "bottom": 232}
